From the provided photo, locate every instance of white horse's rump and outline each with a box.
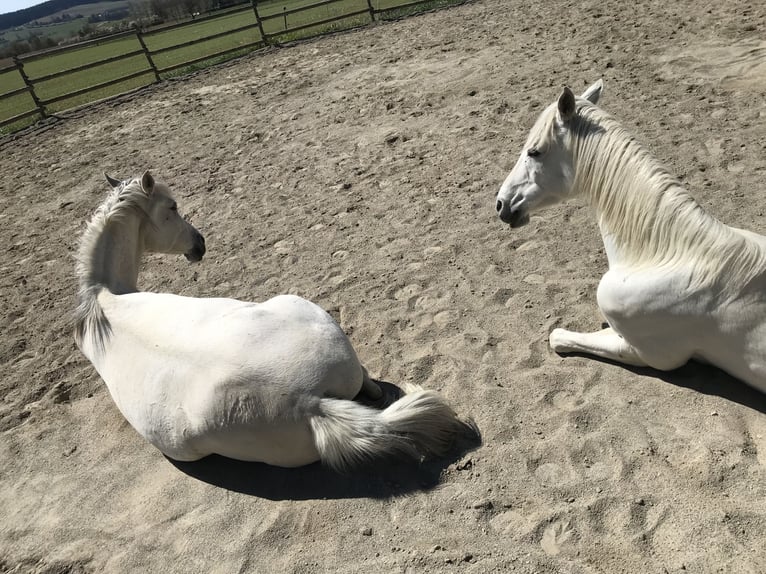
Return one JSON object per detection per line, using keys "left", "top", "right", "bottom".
{"left": 77, "top": 172, "right": 477, "bottom": 470}
{"left": 495, "top": 81, "right": 766, "bottom": 392}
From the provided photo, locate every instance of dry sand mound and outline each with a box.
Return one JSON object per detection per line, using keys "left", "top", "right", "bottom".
{"left": 1, "top": 0, "right": 765, "bottom": 572}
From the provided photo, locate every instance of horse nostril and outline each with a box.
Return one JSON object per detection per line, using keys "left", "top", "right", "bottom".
{"left": 496, "top": 200, "right": 503, "bottom": 213}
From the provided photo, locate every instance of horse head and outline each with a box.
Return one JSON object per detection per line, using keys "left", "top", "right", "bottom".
{"left": 106, "top": 171, "right": 206, "bottom": 262}
{"left": 495, "top": 80, "right": 603, "bottom": 227}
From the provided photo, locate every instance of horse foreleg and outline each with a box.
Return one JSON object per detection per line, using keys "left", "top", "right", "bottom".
{"left": 549, "top": 327, "right": 648, "bottom": 367}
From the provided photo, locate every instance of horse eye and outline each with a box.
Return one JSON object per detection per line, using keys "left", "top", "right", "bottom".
{"left": 527, "top": 148, "right": 541, "bottom": 158}
{"left": 170, "top": 203, "right": 178, "bottom": 211}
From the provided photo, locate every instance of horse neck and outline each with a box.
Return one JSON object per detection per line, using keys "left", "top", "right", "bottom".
{"left": 78, "top": 214, "right": 144, "bottom": 295}
{"left": 75, "top": 195, "right": 151, "bottom": 353}
{"left": 570, "top": 114, "right": 720, "bottom": 268}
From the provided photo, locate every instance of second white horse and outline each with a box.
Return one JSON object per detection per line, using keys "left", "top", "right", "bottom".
{"left": 496, "top": 80, "right": 766, "bottom": 392}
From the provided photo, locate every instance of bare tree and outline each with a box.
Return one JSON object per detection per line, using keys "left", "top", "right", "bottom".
{"left": 148, "top": 0, "right": 171, "bottom": 20}
{"left": 128, "top": 0, "right": 152, "bottom": 21}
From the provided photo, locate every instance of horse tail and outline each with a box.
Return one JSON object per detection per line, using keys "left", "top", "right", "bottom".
{"left": 309, "top": 385, "right": 479, "bottom": 472}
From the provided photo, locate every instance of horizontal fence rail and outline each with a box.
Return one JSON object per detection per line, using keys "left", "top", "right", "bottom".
{"left": 32, "top": 49, "right": 147, "bottom": 84}
{"left": 0, "top": 0, "right": 464, "bottom": 132}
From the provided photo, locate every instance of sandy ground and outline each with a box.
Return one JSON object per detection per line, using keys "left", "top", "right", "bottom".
{"left": 1, "top": 0, "right": 766, "bottom": 572}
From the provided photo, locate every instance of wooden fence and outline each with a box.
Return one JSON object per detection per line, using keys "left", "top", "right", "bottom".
{"left": 0, "top": 0, "right": 458, "bottom": 132}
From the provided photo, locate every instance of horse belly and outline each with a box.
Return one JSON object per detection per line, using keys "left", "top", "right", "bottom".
{"left": 198, "top": 421, "right": 321, "bottom": 466}
{"left": 179, "top": 374, "right": 327, "bottom": 464}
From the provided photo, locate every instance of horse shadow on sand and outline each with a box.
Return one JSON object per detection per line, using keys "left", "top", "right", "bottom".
{"left": 559, "top": 349, "right": 766, "bottom": 415}
{"left": 168, "top": 380, "right": 482, "bottom": 500}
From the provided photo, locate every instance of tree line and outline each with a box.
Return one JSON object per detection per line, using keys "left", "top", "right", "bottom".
{"left": 0, "top": 0, "right": 250, "bottom": 31}
{"left": 0, "top": 0, "right": 249, "bottom": 59}
{"left": 129, "top": 0, "right": 214, "bottom": 23}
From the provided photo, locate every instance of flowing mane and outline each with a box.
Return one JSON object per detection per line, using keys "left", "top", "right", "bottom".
{"left": 74, "top": 178, "right": 150, "bottom": 351}
{"left": 528, "top": 100, "right": 766, "bottom": 290}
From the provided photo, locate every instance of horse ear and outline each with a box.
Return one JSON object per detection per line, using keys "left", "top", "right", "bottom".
{"left": 140, "top": 171, "right": 155, "bottom": 195}
{"left": 581, "top": 79, "right": 603, "bottom": 104}
{"left": 558, "top": 87, "right": 576, "bottom": 122}
{"left": 105, "top": 173, "right": 122, "bottom": 189}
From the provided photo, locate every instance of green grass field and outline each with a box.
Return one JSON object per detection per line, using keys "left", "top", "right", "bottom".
{"left": 0, "top": 0, "right": 460, "bottom": 133}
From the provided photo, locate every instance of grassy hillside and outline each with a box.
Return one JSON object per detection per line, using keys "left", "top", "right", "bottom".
{"left": 0, "top": 0, "right": 132, "bottom": 52}
{"left": 1, "top": 19, "right": 86, "bottom": 43}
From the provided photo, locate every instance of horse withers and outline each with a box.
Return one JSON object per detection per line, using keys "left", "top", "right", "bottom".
{"left": 495, "top": 80, "right": 766, "bottom": 392}
{"left": 76, "top": 171, "right": 478, "bottom": 469}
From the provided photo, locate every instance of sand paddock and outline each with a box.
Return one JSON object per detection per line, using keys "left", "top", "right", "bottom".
{"left": 1, "top": 0, "right": 765, "bottom": 572}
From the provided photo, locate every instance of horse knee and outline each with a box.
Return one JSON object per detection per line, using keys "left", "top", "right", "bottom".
{"left": 549, "top": 328, "right": 576, "bottom": 352}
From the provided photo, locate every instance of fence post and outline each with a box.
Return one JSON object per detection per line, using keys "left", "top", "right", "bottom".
{"left": 366, "top": 0, "right": 376, "bottom": 22}
{"left": 135, "top": 29, "right": 161, "bottom": 82}
{"left": 13, "top": 56, "right": 46, "bottom": 119}
{"left": 250, "top": 0, "right": 269, "bottom": 45}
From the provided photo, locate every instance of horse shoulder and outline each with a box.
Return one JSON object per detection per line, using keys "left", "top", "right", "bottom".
{"left": 596, "top": 266, "right": 710, "bottom": 319}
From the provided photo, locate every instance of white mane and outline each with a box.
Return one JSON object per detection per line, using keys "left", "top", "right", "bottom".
{"left": 74, "top": 178, "right": 151, "bottom": 351}
{"left": 530, "top": 100, "right": 765, "bottom": 291}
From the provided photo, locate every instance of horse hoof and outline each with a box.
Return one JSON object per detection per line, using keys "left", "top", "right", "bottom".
{"left": 362, "top": 377, "right": 383, "bottom": 400}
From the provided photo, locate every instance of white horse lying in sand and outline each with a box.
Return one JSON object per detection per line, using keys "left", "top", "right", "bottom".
{"left": 76, "top": 171, "right": 476, "bottom": 470}
{"left": 495, "top": 80, "right": 766, "bottom": 393}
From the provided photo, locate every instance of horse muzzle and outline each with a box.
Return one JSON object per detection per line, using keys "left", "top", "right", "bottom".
{"left": 184, "top": 232, "right": 206, "bottom": 262}
{"left": 496, "top": 198, "right": 529, "bottom": 228}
